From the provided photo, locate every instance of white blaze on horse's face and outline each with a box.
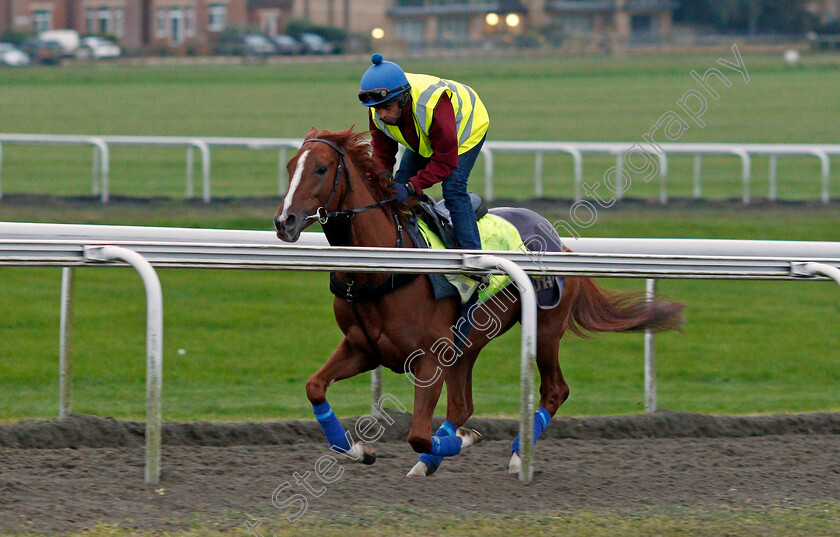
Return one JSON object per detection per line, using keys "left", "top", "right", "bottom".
{"left": 280, "top": 148, "right": 310, "bottom": 221}
{"left": 274, "top": 148, "right": 316, "bottom": 242}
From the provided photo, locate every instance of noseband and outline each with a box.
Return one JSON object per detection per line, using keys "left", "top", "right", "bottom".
{"left": 302, "top": 138, "right": 396, "bottom": 224}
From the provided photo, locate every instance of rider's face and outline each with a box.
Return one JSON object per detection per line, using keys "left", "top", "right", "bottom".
{"left": 374, "top": 99, "right": 403, "bottom": 125}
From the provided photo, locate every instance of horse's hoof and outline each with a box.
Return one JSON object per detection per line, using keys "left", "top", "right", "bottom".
{"left": 360, "top": 442, "right": 376, "bottom": 465}
{"left": 406, "top": 461, "right": 431, "bottom": 477}
{"left": 508, "top": 452, "right": 521, "bottom": 475}
{"left": 456, "top": 427, "right": 482, "bottom": 449}
{"left": 346, "top": 441, "right": 376, "bottom": 465}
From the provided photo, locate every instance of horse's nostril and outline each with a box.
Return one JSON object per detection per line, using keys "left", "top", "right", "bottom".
{"left": 284, "top": 215, "right": 296, "bottom": 229}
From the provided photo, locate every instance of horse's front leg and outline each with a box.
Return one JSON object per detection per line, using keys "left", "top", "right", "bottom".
{"left": 306, "top": 338, "right": 377, "bottom": 465}
{"left": 405, "top": 353, "right": 482, "bottom": 477}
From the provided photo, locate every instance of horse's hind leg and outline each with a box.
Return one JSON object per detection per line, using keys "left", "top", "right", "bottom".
{"left": 407, "top": 352, "right": 482, "bottom": 477}
{"left": 509, "top": 296, "right": 573, "bottom": 474}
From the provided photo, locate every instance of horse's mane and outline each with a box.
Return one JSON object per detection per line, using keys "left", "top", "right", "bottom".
{"left": 312, "top": 127, "right": 394, "bottom": 202}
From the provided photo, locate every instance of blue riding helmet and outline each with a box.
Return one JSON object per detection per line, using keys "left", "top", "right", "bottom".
{"left": 358, "top": 53, "right": 410, "bottom": 107}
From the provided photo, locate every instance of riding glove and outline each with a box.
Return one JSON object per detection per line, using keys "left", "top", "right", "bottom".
{"left": 392, "top": 182, "right": 416, "bottom": 203}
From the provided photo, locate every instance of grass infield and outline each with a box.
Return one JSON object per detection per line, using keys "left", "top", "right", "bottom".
{"left": 0, "top": 199, "right": 837, "bottom": 423}
{"left": 0, "top": 52, "right": 838, "bottom": 422}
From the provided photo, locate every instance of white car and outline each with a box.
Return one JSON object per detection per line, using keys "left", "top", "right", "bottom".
{"left": 299, "top": 33, "right": 332, "bottom": 54}
{"left": 0, "top": 43, "right": 30, "bottom": 66}
{"left": 76, "top": 37, "right": 121, "bottom": 59}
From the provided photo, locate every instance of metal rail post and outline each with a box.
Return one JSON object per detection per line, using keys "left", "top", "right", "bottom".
{"left": 83, "top": 246, "right": 163, "bottom": 484}
{"left": 88, "top": 138, "right": 109, "bottom": 203}
{"left": 658, "top": 153, "right": 668, "bottom": 205}
{"left": 644, "top": 278, "right": 656, "bottom": 413}
{"left": 188, "top": 139, "right": 211, "bottom": 203}
{"left": 615, "top": 151, "right": 625, "bottom": 201}
{"left": 464, "top": 254, "right": 538, "bottom": 482}
{"left": 278, "top": 147, "right": 288, "bottom": 195}
{"left": 186, "top": 146, "right": 195, "bottom": 199}
{"left": 572, "top": 149, "right": 583, "bottom": 202}
{"left": 59, "top": 267, "right": 74, "bottom": 418}
{"left": 768, "top": 154, "right": 778, "bottom": 201}
{"left": 693, "top": 154, "right": 702, "bottom": 199}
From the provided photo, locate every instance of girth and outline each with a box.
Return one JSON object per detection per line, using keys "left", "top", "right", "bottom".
{"left": 329, "top": 272, "right": 420, "bottom": 303}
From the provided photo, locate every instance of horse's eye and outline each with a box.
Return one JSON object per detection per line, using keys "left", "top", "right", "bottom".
{"left": 316, "top": 165, "right": 329, "bottom": 176}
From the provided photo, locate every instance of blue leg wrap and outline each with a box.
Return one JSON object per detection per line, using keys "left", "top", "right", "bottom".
{"left": 313, "top": 400, "right": 351, "bottom": 453}
{"left": 430, "top": 434, "right": 462, "bottom": 457}
{"left": 417, "top": 421, "right": 456, "bottom": 474}
{"left": 511, "top": 407, "right": 552, "bottom": 456}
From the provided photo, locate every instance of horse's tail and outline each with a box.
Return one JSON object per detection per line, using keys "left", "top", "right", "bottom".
{"left": 567, "top": 277, "right": 685, "bottom": 337}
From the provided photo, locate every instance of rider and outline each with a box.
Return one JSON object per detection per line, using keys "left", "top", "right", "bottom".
{"left": 358, "top": 53, "right": 489, "bottom": 251}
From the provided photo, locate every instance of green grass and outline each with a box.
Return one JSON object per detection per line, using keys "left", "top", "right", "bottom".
{"left": 0, "top": 53, "right": 837, "bottom": 200}
{"left": 5, "top": 503, "right": 840, "bottom": 537}
{"left": 0, "top": 53, "right": 838, "bottom": 424}
{"left": 1, "top": 200, "right": 838, "bottom": 423}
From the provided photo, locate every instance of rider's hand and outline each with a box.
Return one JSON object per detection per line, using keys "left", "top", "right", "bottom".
{"left": 392, "top": 182, "right": 416, "bottom": 203}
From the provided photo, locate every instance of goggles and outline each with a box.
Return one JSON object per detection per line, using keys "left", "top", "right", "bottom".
{"left": 357, "top": 83, "right": 410, "bottom": 105}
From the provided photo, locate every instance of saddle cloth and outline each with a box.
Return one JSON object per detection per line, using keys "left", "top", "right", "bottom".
{"left": 405, "top": 196, "right": 564, "bottom": 309}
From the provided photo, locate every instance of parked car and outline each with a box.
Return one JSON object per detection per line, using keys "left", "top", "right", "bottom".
{"left": 215, "top": 33, "right": 275, "bottom": 56}
{"left": 299, "top": 32, "right": 333, "bottom": 54}
{"left": 243, "top": 34, "right": 276, "bottom": 56}
{"left": 37, "top": 29, "right": 80, "bottom": 57}
{"left": 270, "top": 34, "right": 303, "bottom": 55}
{"left": 19, "top": 38, "right": 64, "bottom": 65}
{"left": 0, "top": 43, "right": 30, "bottom": 66}
{"left": 76, "top": 37, "right": 122, "bottom": 59}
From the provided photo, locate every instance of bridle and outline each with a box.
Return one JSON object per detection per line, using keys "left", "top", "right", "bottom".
{"left": 302, "top": 138, "right": 396, "bottom": 225}
{"left": 298, "top": 137, "right": 417, "bottom": 360}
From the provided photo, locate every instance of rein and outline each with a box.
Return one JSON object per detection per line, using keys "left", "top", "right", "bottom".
{"left": 300, "top": 137, "right": 416, "bottom": 371}
{"left": 302, "top": 137, "right": 396, "bottom": 225}
{"left": 300, "top": 137, "right": 417, "bottom": 301}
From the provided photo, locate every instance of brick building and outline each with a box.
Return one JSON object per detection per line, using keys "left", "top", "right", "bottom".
{"left": 293, "top": 0, "right": 679, "bottom": 53}
{"left": 0, "top": 0, "right": 248, "bottom": 52}
{"left": 0, "top": 0, "right": 694, "bottom": 54}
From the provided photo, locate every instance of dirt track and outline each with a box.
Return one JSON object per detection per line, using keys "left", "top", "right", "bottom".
{"left": 1, "top": 411, "right": 839, "bottom": 534}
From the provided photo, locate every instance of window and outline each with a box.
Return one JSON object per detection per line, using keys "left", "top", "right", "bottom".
{"left": 85, "top": 8, "right": 94, "bottom": 34}
{"left": 395, "top": 20, "right": 425, "bottom": 46}
{"left": 557, "top": 15, "right": 592, "bottom": 37}
{"left": 208, "top": 3, "right": 227, "bottom": 32}
{"left": 156, "top": 7, "right": 167, "bottom": 38}
{"left": 114, "top": 7, "right": 124, "bottom": 38}
{"left": 184, "top": 6, "right": 195, "bottom": 38}
{"left": 437, "top": 16, "right": 468, "bottom": 44}
{"left": 33, "top": 10, "right": 52, "bottom": 32}
{"left": 170, "top": 7, "right": 184, "bottom": 43}
{"left": 98, "top": 7, "right": 111, "bottom": 34}
{"left": 630, "top": 14, "right": 658, "bottom": 37}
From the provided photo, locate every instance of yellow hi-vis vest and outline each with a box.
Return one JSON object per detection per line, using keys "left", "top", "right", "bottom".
{"left": 370, "top": 73, "right": 489, "bottom": 158}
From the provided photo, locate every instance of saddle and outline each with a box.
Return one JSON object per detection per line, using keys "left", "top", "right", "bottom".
{"left": 412, "top": 193, "right": 488, "bottom": 249}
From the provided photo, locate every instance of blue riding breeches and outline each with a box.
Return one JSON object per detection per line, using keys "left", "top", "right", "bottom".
{"left": 394, "top": 136, "right": 486, "bottom": 251}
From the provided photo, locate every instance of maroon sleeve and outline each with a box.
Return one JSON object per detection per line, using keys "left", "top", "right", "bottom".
{"left": 409, "top": 95, "right": 459, "bottom": 192}
{"left": 369, "top": 115, "right": 398, "bottom": 174}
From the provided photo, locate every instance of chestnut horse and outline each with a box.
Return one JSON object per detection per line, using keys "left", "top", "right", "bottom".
{"left": 274, "top": 127, "right": 683, "bottom": 477}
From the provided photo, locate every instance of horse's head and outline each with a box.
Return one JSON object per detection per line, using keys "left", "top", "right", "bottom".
{"left": 274, "top": 128, "right": 349, "bottom": 242}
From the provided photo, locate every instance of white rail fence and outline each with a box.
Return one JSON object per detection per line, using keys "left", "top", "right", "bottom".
{"left": 1, "top": 222, "right": 839, "bottom": 485}
{"left": 1, "top": 134, "right": 837, "bottom": 204}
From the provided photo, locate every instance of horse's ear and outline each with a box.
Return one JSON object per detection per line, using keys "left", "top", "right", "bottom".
{"left": 304, "top": 127, "right": 319, "bottom": 140}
